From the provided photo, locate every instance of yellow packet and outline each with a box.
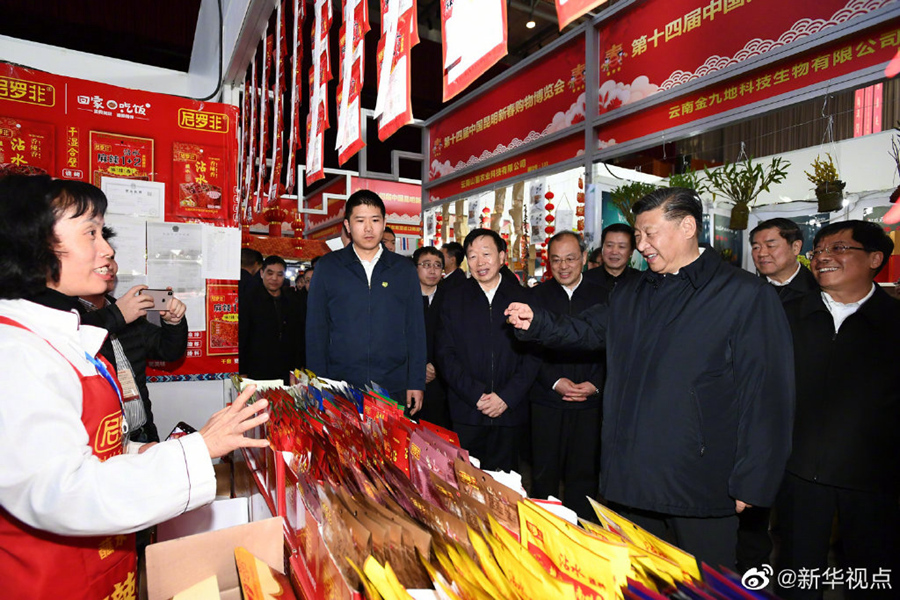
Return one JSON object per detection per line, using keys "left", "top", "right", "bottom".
{"left": 364, "top": 556, "right": 413, "bottom": 600}
{"left": 486, "top": 516, "right": 577, "bottom": 600}
{"left": 518, "top": 500, "right": 620, "bottom": 599}
{"left": 468, "top": 526, "right": 517, "bottom": 600}
{"left": 347, "top": 557, "right": 383, "bottom": 600}
{"left": 434, "top": 545, "right": 493, "bottom": 600}
{"left": 447, "top": 542, "right": 503, "bottom": 599}
{"left": 589, "top": 499, "right": 701, "bottom": 582}
{"left": 418, "top": 550, "right": 464, "bottom": 600}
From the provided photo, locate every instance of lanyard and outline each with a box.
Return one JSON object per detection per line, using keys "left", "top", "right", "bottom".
{"left": 84, "top": 351, "right": 129, "bottom": 436}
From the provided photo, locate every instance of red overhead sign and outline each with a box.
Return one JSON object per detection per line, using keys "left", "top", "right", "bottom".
{"left": 598, "top": 20, "right": 900, "bottom": 150}
{"left": 596, "top": 0, "right": 892, "bottom": 116}
{"left": 428, "top": 36, "right": 585, "bottom": 182}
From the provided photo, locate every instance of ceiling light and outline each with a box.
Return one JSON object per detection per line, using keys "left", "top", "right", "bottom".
{"left": 526, "top": 19, "right": 536, "bottom": 29}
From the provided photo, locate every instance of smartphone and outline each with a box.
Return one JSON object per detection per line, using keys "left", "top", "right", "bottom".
{"left": 140, "top": 288, "right": 173, "bottom": 311}
{"left": 166, "top": 421, "right": 197, "bottom": 441}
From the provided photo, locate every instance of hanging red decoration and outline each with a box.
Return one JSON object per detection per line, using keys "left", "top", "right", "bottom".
{"left": 544, "top": 191, "right": 554, "bottom": 200}
{"left": 482, "top": 207, "right": 491, "bottom": 214}
{"left": 545, "top": 225, "right": 556, "bottom": 234}
{"left": 435, "top": 214, "right": 443, "bottom": 222}
{"left": 545, "top": 203, "right": 555, "bottom": 211}
{"left": 578, "top": 177, "right": 584, "bottom": 190}
{"left": 545, "top": 214, "right": 555, "bottom": 223}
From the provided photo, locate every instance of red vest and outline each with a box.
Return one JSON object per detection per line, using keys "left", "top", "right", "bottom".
{"left": 0, "top": 316, "right": 136, "bottom": 600}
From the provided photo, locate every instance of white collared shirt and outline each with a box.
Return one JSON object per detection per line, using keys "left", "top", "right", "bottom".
{"left": 353, "top": 244, "right": 384, "bottom": 287}
{"left": 821, "top": 283, "right": 876, "bottom": 333}
{"left": 561, "top": 274, "right": 583, "bottom": 300}
{"left": 767, "top": 262, "right": 802, "bottom": 287}
{"left": 480, "top": 277, "right": 502, "bottom": 305}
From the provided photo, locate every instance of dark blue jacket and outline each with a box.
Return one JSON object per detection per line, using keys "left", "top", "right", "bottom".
{"left": 436, "top": 277, "right": 540, "bottom": 427}
{"left": 522, "top": 248, "right": 795, "bottom": 516}
{"left": 305, "top": 245, "right": 426, "bottom": 400}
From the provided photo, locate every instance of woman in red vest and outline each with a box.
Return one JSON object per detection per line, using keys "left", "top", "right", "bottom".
{"left": 0, "top": 174, "right": 270, "bottom": 599}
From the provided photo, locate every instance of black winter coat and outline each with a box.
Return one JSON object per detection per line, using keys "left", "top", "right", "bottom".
{"left": 767, "top": 264, "right": 818, "bottom": 304}
{"left": 436, "top": 277, "right": 540, "bottom": 427}
{"left": 528, "top": 276, "right": 608, "bottom": 411}
{"left": 239, "top": 285, "right": 306, "bottom": 384}
{"left": 522, "top": 248, "right": 795, "bottom": 516}
{"left": 783, "top": 286, "right": 900, "bottom": 494}
{"left": 305, "top": 245, "right": 426, "bottom": 400}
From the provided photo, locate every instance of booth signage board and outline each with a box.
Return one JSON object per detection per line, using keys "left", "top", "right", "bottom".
{"left": 0, "top": 62, "right": 242, "bottom": 380}
{"left": 426, "top": 132, "right": 584, "bottom": 205}
{"left": 597, "top": 20, "right": 900, "bottom": 150}
{"left": 305, "top": 176, "right": 422, "bottom": 237}
{"left": 427, "top": 36, "right": 586, "bottom": 183}
{"left": 596, "top": 0, "right": 891, "bottom": 117}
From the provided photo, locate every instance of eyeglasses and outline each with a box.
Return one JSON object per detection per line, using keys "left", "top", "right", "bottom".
{"left": 549, "top": 256, "right": 581, "bottom": 267}
{"left": 417, "top": 262, "right": 443, "bottom": 270}
{"left": 806, "top": 243, "right": 867, "bottom": 260}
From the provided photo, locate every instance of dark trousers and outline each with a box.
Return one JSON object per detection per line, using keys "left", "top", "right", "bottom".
{"left": 616, "top": 505, "right": 738, "bottom": 571}
{"left": 775, "top": 472, "right": 899, "bottom": 599}
{"left": 737, "top": 506, "right": 773, "bottom": 573}
{"left": 454, "top": 422, "right": 521, "bottom": 472}
{"left": 530, "top": 403, "right": 601, "bottom": 522}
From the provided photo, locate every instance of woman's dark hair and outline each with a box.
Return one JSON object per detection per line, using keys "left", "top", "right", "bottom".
{"left": 0, "top": 175, "right": 108, "bottom": 299}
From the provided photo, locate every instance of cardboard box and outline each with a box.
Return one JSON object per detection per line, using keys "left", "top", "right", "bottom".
{"left": 146, "top": 517, "right": 284, "bottom": 600}
{"left": 157, "top": 498, "right": 250, "bottom": 543}
{"left": 214, "top": 461, "right": 232, "bottom": 499}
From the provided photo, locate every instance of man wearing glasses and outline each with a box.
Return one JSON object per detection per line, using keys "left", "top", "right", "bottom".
{"left": 413, "top": 247, "right": 451, "bottom": 429}
{"left": 776, "top": 220, "right": 898, "bottom": 599}
{"left": 528, "top": 231, "right": 609, "bottom": 520}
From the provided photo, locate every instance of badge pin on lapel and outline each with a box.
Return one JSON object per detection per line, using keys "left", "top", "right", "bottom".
{"left": 382, "top": 282, "right": 388, "bottom": 287}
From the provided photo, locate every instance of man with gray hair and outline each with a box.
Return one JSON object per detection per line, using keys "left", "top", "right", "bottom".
{"left": 505, "top": 188, "right": 794, "bottom": 569}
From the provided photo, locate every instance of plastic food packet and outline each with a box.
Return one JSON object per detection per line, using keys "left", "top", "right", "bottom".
{"left": 234, "top": 547, "right": 298, "bottom": 600}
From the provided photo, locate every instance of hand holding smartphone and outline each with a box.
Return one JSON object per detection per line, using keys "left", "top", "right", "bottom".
{"left": 139, "top": 289, "right": 174, "bottom": 311}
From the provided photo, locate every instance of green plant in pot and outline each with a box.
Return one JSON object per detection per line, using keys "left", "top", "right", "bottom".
{"left": 667, "top": 167, "right": 711, "bottom": 196}
{"left": 805, "top": 153, "right": 845, "bottom": 212}
{"left": 704, "top": 156, "right": 790, "bottom": 230}
{"left": 609, "top": 181, "right": 658, "bottom": 227}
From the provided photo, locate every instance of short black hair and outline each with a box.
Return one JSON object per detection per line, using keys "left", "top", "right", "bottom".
{"left": 633, "top": 187, "right": 703, "bottom": 232}
{"left": 442, "top": 241, "right": 464, "bottom": 267}
{"left": 601, "top": 223, "right": 636, "bottom": 250}
{"left": 813, "top": 220, "right": 895, "bottom": 276}
{"left": 547, "top": 230, "right": 586, "bottom": 253}
{"left": 0, "top": 175, "right": 108, "bottom": 300}
{"left": 587, "top": 248, "right": 603, "bottom": 264}
{"left": 344, "top": 189, "right": 386, "bottom": 219}
{"left": 309, "top": 255, "right": 320, "bottom": 270}
{"left": 241, "top": 247, "right": 263, "bottom": 269}
{"left": 383, "top": 226, "right": 395, "bottom": 237}
{"left": 413, "top": 246, "right": 443, "bottom": 266}
{"left": 751, "top": 218, "right": 803, "bottom": 246}
{"left": 262, "top": 255, "right": 287, "bottom": 270}
{"left": 463, "top": 228, "right": 505, "bottom": 254}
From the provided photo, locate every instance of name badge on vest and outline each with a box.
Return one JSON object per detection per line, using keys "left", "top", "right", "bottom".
{"left": 116, "top": 368, "right": 141, "bottom": 403}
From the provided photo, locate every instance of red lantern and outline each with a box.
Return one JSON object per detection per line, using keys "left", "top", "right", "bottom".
{"left": 435, "top": 214, "right": 443, "bottom": 222}
{"left": 545, "top": 203, "right": 555, "bottom": 211}
{"left": 545, "top": 214, "right": 555, "bottom": 223}
{"left": 545, "top": 225, "right": 556, "bottom": 234}
{"left": 544, "top": 191, "right": 554, "bottom": 200}
{"left": 482, "top": 207, "right": 490, "bottom": 214}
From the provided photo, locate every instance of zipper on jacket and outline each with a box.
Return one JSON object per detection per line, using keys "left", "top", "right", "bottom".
{"left": 690, "top": 388, "right": 706, "bottom": 457}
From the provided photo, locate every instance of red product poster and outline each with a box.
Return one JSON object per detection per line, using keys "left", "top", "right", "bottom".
{"left": 206, "top": 282, "right": 239, "bottom": 355}
{"left": 428, "top": 36, "right": 585, "bottom": 182}
{"left": 596, "top": 20, "right": 900, "bottom": 150}
{"left": 441, "top": 0, "right": 508, "bottom": 101}
{"left": 336, "top": 0, "right": 369, "bottom": 165}
{"left": 0, "top": 115, "right": 55, "bottom": 176}
{"left": 595, "top": 0, "right": 892, "bottom": 116}
{"left": 172, "top": 142, "right": 227, "bottom": 221}
{"left": 89, "top": 131, "right": 154, "bottom": 187}
{"left": 555, "top": 0, "right": 609, "bottom": 30}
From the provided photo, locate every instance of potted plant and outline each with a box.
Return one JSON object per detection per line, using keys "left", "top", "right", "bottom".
{"left": 667, "top": 167, "right": 711, "bottom": 197}
{"left": 805, "top": 153, "right": 845, "bottom": 212}
{"left": 704, "top": 156, "right": 790, "bottom": 230}
{"left": 609, "top": 181, "right": 658, "bottom": 227}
